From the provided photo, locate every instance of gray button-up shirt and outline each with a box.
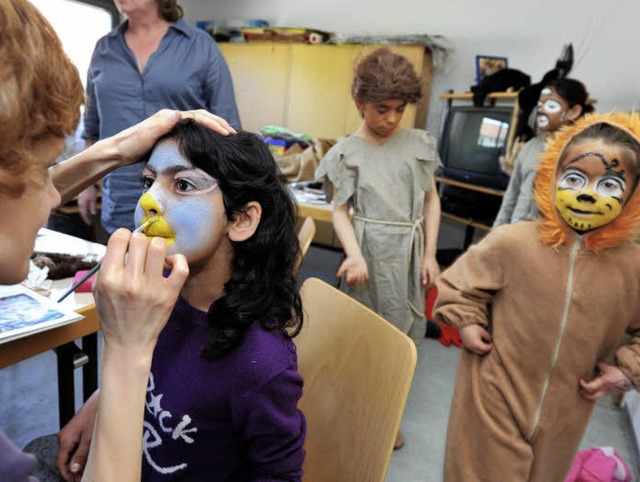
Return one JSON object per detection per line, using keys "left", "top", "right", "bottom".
{"left": 83, "top": 19, "right": 240, "bottom": 233}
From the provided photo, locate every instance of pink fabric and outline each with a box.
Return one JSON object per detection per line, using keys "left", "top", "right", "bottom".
{"left": 564, "top": 447, "right": 631, "bottom": 482}
{"left": 72, "top": 270, "right": 95, "bottom": 293}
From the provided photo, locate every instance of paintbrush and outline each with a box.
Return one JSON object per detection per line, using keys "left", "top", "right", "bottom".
{"left": 57, "top": 219, "right": 156, "bottom": 303}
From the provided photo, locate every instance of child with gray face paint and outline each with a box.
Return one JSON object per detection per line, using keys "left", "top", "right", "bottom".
{"left": 493, "top": 77, "right": 594, "bottom": 227}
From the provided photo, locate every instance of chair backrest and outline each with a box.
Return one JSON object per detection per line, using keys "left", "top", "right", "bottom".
{"left": 295, "top": 216, "right": 316, "bottom": 272}
{"left": 296, "top": 278, "right": 417, "bottom": 482}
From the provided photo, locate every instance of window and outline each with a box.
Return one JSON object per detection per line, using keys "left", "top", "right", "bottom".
{"left": 477, "top": 117, "right": 509, "bottom": 148}
{"left": 30, "top": 0, "right": 118, "bottom": 89}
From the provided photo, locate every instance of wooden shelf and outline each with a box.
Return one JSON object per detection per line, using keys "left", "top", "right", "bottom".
{"left": 439, "top": 91, "right": 519, "bottom": 101}
{"left": 441, "top": 212, "right": 491, "bottom": 232}
{"left": 436, "top": 176, "right": 502, "bottom": 246}
{"left": 436, "top": 176, "right": 505, "bottom": 197}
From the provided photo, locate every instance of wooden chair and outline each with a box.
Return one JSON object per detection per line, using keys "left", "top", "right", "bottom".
{"left": 297, "top": 278, "right": 418, "bottom": 482}
{"left": 295, "top": 216, "right": 316, "bottom": 272}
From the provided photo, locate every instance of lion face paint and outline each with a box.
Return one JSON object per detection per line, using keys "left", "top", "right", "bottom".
{"left": 134, "top": 139, "right": 228, "bottom": 263}
{"left": 555, "top": 140, "right": 636, "bottom": 233}
{"left": 537, "top": 86, "right": 569, "bottom": 133}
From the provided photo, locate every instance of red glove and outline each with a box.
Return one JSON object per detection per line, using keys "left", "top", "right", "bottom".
{"left": 438, "top": 322, "right": 462, "bottom": 348}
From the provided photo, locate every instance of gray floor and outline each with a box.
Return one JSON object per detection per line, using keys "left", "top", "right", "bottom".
{"left": 1, "top": 244, "right": 638, "bottom": 480}
{"left": 387, "top": 340, "right": 640, "bottom": 481}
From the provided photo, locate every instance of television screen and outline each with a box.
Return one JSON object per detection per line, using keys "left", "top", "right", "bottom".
{"left": 438, "top": 106, "right": 512, "bottom": 189}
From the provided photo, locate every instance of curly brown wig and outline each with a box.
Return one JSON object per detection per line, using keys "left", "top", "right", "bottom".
{"left": 351, "top": 47, "right": 422, "bottom": 104}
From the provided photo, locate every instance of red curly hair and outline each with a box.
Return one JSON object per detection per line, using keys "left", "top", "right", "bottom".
{"left": 534, "top": 112, "right": 640, "bottom": 252}
{"left": 0, "top": 0, "right": 83, "bottom": 197}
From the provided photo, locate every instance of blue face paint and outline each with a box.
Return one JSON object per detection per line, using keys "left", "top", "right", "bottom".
{"left": 134, "top": 140, "right": 227, "bottom": 262}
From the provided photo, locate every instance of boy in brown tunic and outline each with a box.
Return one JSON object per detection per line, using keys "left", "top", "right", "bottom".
{"left": 434, "top": 112, "right": 640, "bottom": 481}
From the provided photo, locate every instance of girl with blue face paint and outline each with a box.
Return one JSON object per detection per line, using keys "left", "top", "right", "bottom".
{"left": 62, "top": 120, "right": 307, "bottom": 481}
{"left": 135, "top": 139, "right": 228, "bottom": 266}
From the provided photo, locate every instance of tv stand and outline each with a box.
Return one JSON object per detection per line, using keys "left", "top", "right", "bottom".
{"left": 436, "top": 89, "right": 516, "bottom": 251}
{"left": 440, "top": 90, "right": 521, "bottom": 163}
{"left": 437, "top": 176, "right": 505, "bottom": 248}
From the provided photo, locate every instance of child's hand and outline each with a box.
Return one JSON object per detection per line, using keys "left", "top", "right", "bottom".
{"left": 459, "top": 324, "right": 493, "bottom": 355}
{"left": 336, "top": 255, "right": 369, "bottom": 287}
{"left": 421, "top": 255, "right": 441, "bottom": 287}
{"left": 579, "top": 363, "right": 633, "bottom": 401}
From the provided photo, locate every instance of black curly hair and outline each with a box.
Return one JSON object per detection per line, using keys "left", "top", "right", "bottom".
{"left": 546, "top": 77, "right": 594, "bottom": 116}
{"left": 159, "top": 120, "right": 303, "bottom": 358}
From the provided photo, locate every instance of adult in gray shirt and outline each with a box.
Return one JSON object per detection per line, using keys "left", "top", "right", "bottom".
{"left": 78, "top": 0, "right": 241, "bottom": 234}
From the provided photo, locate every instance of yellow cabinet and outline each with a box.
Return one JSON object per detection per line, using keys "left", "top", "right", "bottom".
{"left": 219, "top": 43, "right": 433, "bottom": 138}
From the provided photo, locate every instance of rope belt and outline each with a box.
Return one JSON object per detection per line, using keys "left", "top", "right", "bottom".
{"left": 354, "top": 215, "right": 425, "bottom": 317}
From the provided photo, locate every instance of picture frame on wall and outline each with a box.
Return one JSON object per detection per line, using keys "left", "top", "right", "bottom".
{"left": 475, "top": 55, "right": 508, "bottom": 84}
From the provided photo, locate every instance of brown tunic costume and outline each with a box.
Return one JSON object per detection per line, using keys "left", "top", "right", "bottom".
{"left": 434, "top": 113, "right": 640, "bottom": 482}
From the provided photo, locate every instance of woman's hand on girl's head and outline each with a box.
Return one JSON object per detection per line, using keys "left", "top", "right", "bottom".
{"left": 178, "top": 109, "right": 237, "bottom": 135}
{"left": 93, "top": 228, "right": 189, "bottom": 355}
{"left": 579, "top": 363, "right": 633, "bottom": 401}
{"left": 459, "top": 324, "right": 493, "bottom": 355}
{"left": 336, "top": 255, "right": 369, "bottom": 287}
{"left": 109, "top": 109, "right": 237, "bottom": 168}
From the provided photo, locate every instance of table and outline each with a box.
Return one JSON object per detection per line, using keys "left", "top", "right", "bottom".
{"left": 297, "top": 200, "right": 332, "bottom": 224}
{"left": 291, "top": 187, "right": 341, "bottom": 248}
{"left": 0, "top": 228, "right": 105, "bottom": 427}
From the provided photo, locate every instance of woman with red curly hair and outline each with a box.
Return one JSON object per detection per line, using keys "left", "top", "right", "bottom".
{"left": 0, "top": 0, "right": 233, "bottom": 480}
{"left": 435, "top": 112, "right": 640, "bottom": 481}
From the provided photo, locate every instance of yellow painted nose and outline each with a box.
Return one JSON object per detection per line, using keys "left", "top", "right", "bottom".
{"left": 140, "top": 192, "right": 161, "bottom": 216}
{"left": 138, "top": 193, "right": 176, "bottom": 243}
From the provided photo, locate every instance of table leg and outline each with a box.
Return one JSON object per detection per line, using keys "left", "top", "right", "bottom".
{"left": 56, "top": 342, "right": 77, "bottom": 428}
{"left": 56, "top": 338, "right": 97, "bottom": 428}
{"left": 463, "top": 225, "right": 475, "bottom": 250}
{"left": 82, "top": 333, "right": 98, "bottom": 401}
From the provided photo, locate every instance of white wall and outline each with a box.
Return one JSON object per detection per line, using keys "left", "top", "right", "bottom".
{"left": 182, "top": 0, "right": 640, "bottom": 137}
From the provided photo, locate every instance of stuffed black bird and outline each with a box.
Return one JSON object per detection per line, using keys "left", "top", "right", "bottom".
{"left": 515, "top": 44, "right": 574, "bottom": 141}
{"left": 471, "top": 68, "right": 531, "bottom": 107}
{"left": 469, "top": 44, "right": 574, "bottom": 142}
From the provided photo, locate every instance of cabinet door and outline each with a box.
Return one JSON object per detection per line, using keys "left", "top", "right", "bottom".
{"left": 220, "top": 43, "right": 427, "bottom": 138}
{"left": 286, "top": 44, "right": 358, "bottom": 139}
{"left": 287, "top": 44, "right": 423, "bottom": 139}
{"left": 218, "top": 43, "right": 289, "bottom": 133}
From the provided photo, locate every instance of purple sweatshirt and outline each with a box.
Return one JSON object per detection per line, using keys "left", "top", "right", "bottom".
{"left": 0, "top": 429, "right": 37, "bottom": 482}
{"left": 141, "top": 296, "right": 306, "bottom": 481}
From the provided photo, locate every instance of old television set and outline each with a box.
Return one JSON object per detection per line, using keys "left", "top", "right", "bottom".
{"left": 437, "top": 105, "right": 513, "bottom": 190}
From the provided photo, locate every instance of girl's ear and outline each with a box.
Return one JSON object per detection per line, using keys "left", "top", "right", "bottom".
{"left": 566, "top": 104, "right": 583, "bottom": 122}
{"left": 228, "top": 201, "right": 262, "bottom": 242}
{"left": 354, "top": 98, "right": 365, "bottom": 117}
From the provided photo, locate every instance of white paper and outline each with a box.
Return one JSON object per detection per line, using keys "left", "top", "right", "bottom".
{"left": 0, "top": 284, "right": 83, "bottom": 344}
